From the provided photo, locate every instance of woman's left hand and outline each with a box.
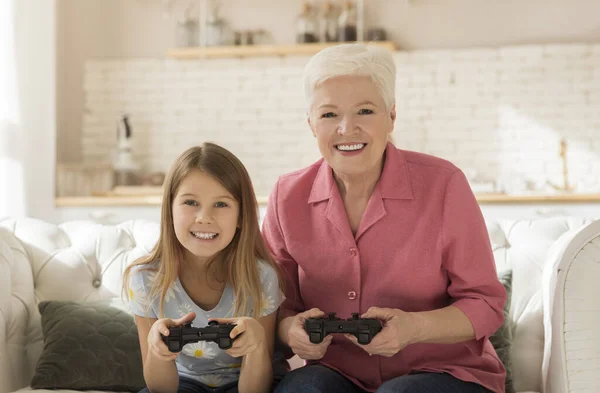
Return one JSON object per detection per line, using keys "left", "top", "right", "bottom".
{"left": 209, "top": 317, "right": 266, "bottom": 358}
{"left": 345, "top": 307, "right": 419, "bottom": 357}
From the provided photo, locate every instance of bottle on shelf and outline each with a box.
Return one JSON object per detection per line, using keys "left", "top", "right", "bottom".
{"left": 204, "top": 0, "right": 233, "bottom": 46}
{"left": 113, "top": 114, "right": 140, "bottom": 187}
{"left": 320, "top": 2, "right": 339, "bottom": 42}
{"left": 296, "top": 1, "right": 319, "bottom": 44}
{"left": 338, "top": 1, "right": 357, "bottom": 42}
{"left": 163, "top": 0, "right": 199, "bottom": 47}
{"left": 175, "top": 19, "right": 199, "bottom": 47}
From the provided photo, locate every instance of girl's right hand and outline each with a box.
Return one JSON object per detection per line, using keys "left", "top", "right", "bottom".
{"left": 147, "top": 312, "right": 196, "bottom": 362}
{"left": 286, "top": 308, "right": 333, "bottom": 360}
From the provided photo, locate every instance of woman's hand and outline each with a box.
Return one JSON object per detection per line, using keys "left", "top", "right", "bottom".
{"left": 147, "top": 311, "right": 196, "bottom": 362}
{"left": 285, "top": 308, "right": 333, "bottom": 360}
{"left": 345, "top": 307, "right": 418, "bottom": 357}
{"left": 209, "top": 317, "right": 266, "bottom": 358}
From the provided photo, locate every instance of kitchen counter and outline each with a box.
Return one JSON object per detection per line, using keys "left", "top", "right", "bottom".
{"left": 55, "top": 193, "right": 600, "bottom": 207}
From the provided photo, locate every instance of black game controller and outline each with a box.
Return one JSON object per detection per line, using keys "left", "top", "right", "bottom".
{"left": 162, "top": 321, "right": 237, "bottom": 352}
{"left": 305, "top": 312, "right": 382, "bottom": 345}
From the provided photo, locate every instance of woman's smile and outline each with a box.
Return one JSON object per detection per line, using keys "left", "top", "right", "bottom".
{"left": 335, "top": 142, "right": 367, "bottom": 155}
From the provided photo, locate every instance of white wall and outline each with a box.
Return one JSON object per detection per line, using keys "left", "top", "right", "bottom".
{"left": 56, "top": 0, "right": 600, "bottom": 163}
{"left": 80, "top": 45, "right": 600, "bottom": 198}
{"left": 15, "top": 0, "right": 56, "bottom": 221}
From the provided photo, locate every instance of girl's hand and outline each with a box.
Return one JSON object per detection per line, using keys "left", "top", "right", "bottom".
{"left": 147, "top": 312, "right": 196, "bottom": 362}
{"left": 209, "top": 317, "right": 265, "bottom": 358}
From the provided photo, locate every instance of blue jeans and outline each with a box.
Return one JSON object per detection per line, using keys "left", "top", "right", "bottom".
{"left": 274, "top": 365, "right": 493, "bottom": 393}
{"left": 137, "top": 376, "right": 238, "bottom": 393}
{"left": 138, "top": 375, "right": 284, "bottom": 393}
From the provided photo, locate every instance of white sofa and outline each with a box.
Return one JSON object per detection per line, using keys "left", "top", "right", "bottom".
{"left": 0, "top": 216, "right": 599, "bottom": 393}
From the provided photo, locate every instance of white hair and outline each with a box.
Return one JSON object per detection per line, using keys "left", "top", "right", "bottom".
{"left": 303, "top": 43, "right": 396, "bottom": 111}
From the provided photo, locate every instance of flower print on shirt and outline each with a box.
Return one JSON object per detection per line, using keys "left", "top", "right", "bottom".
{"left": 260, "top": 292, "right": 276, "bottom": 317}
{"left": 147, "top": 271, "right": 182, "bottom": 303}
{"left": 197, "top": 374, "right": 226, "bottom": 388}
{"left": 215, "top": 361, "right": 242, "bottom": 370}
{"left": 226, "top": 298, "right": 237, "bottom": 318}
{"left": 258, "top": 267, "right": 284, "bottom": 317}
{"left": 128, "top": 276, "right": 151, "bottom": 314}
{"left": 182, "top": 341, "right": 216, "bottom": 359}
{"left": 178, "top": 302, "right": 193, "bottom": 317}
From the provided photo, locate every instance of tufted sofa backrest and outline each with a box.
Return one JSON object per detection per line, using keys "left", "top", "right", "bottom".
{"left": 0, "top": 216, "right": 594, "bottom": 393}
{"left": 0, "top": 218, "right": 159, "bottom": 393}
{"left": 485, "top": 216, "right": 594, "bottom": 392}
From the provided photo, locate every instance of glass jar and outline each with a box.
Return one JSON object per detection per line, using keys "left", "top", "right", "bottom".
{"left": 175, "top": 19, "right": 199, "bottom": 47}
{"left": 205, "top": 3, "right": 223, "bottom": 47}
{"left": 204, "top": 0, "right": 234, "bottom": 46}
{"left": 296, "top": 2, "right": 319, "bottom": 44}
{"left": 338, "top": 1, "right": 357, "bottom": 42}
{"left": 320, "top": 2, "right": 338, "bottom": 42}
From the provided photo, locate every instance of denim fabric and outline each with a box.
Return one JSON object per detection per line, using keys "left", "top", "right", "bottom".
{"left": 138, "top": 374, "right": 284, "bottom": 393}
{"left": 274, "top": 365, "right": 494, "bottom": 393}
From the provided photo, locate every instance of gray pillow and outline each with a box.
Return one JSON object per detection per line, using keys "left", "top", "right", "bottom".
{"left": 489, "top": 270, "right": 515, "bottom": 393}
{"left": 31, "top": 300, "right": 145, "bottom": 391}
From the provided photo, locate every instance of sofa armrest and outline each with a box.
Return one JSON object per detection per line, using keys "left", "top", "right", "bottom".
{"left": 543, "top": 219, "right": 600, "bottom": 393}
{"left": 0, "top": 232, "right": 35, "bottom": 393}
{"left": 0, "top": 238, "right": 14, "bottom": 393}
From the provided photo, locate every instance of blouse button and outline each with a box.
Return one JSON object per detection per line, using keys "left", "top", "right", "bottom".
{"left": 348, "top": 291, "right": 357, "bottom": 300}
{"left": 92, "top": 279, "right": 102, "bottom": 288}
{"left": 349, "top": 247, "right": 357, "bottom": 256}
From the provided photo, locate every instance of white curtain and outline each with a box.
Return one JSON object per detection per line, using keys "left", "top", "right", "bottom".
{"left": 0, "top": 0, "right": 25, "bottom": 219}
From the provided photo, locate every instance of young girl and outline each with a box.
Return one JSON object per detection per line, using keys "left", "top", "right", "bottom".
{"left": 123, "top": 142, "right": 284, "bottom": 393}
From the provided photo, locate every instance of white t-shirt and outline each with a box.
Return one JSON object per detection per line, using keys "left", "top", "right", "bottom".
{"left": 128, "top": 259, "right": 284, "bottom": 388}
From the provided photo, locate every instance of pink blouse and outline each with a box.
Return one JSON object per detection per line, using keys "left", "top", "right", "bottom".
{"left": 262, "top": 143, "right": 507, "bottom": 393}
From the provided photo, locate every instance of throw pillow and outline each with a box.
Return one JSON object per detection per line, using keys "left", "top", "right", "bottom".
{"left": 489, "top": 270, "right": 516, "bottom": 393}
{"left": 31, "top": 300, "right": 145, "bottom": 392}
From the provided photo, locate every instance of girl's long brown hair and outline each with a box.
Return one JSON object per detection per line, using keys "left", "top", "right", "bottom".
{"left": 123, "top": 142, "right": 282, "bottom": 319}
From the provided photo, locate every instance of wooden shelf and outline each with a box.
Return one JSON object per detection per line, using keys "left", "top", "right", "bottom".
{"left": 55, "top": 193, "right": 600, "bottom": 208}
{"left": 474, "top": 193, "right": 600, "bottom": 204}
{"left": 167, "top": 41, "right": 396, "bottom": 59}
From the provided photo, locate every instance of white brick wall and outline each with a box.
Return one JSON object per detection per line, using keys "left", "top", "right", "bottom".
{"left": 81, "top": 44, "right": 600, "bottom": 197}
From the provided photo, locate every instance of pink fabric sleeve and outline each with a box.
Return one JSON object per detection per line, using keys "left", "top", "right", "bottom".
{"left": 442, "top": 170, "right": 507, "bottom": 355}
{"left": 261, "top": 179, "right": 305, "bottom": 318}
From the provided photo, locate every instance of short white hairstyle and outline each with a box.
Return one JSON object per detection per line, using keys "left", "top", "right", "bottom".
{"left": 303, "top": 43, "right": 396, "bottom": 111}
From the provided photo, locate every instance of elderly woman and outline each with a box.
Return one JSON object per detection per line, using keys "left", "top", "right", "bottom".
{"left": 262, "top": 44, "right": 506, "bottom": 393}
